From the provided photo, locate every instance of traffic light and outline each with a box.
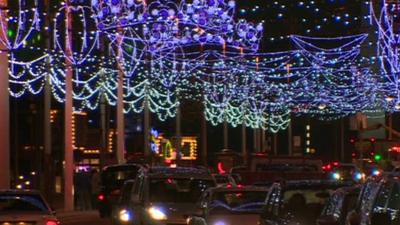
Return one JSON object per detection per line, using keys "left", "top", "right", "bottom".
{"left": 374, "top": 154, "right": 382, "bottom": 162}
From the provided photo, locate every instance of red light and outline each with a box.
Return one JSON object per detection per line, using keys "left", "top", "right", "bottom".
{"left": 217, "top": 162, "right": 226, "bottom": 174}
{"left": 46, "top": 220, "right": 59, "bottom": 225}
{"left": 350, "top": 139, "right": 355, "bottom": 143}
{"left": 227, "top": 184, "right": 232, "bottom": 188}
{"left": 370, "top": 137, "right": 376, "bottom": 143}
{"left": 326, "top": 164, "right": 332, "bottom": 170}
{"left": 98, "top": 194, "right": 105, "bottom": 201}
{"left": 333, "top": 162, "right": 340, "bottom": 167}
{"left": 167, "top": 178, "right": 173, "bottom": 184}
{"left": 237, "top": 184, "right": 243, "bottom": 188}
{"left": 352, "top": 152, "right": 356, "bottom": 158}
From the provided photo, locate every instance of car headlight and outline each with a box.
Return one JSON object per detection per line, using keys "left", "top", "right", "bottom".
{"left": 354, "top": 172, "right": 363, "bottom": 180}
{"left": 148, "top": 207, "right": 167, "bottom": 220}
{"left": 372, "top": 169, "right": 381, "bottom": 176}
{"left": 214, "top": 221, "right": 227, "bottom": 225}
{"left": 332, "top": 172, "right": 341, "bottom": 180}
{"left": 119, "top": 209, "right": 132, "bottom": 222}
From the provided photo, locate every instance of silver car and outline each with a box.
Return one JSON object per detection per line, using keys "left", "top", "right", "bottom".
{"left": 0, "top": 190, "right": 59, "bottom": 225}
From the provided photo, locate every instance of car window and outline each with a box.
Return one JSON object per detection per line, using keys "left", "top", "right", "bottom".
{"left": 0, "top": 195, "right": 49, "bottom": 213}
{"left": 214, "top": 176, "right": 229, "bottom": 184}
{"left": 322, "top": 192, "right": 344, "bottom": 219}
{"left": 210, "top": 191, "right": 268, "bottom": 211}
{"left": 120, "top": 182, "right": 135, "bottom": 204}
{"left": 387, "top": 183, "right": 400, "bottom": 213}
{"left": 373, "top": 181, "right": 393, "bottom": 213}
{"left": 149, "top": 178, "right": 214, "bottom": 203}
{"left": 101, "top": 166, "right": 140, "bottom": 191}
{"left": 264, "top": 186, "right": 281, "bottom": 217}
{"left": 360, "top": 180, "right": 380, "bottom": 214}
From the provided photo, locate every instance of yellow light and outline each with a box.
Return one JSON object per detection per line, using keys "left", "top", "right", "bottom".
{"left": 16, "top": 185, "right": 22, "bottom": 189}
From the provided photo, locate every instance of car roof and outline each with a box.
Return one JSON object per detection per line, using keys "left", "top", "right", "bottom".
{"left": 0, "top": 189, "right": 43, "bottom": 195}
{"left": 277, "top": 180, "right": 353, "bottom": 189}
{"left": 208, "top": 186, "right": 269, "bottom": 193}
{"left": 103, "top": 163, "right": 142, "bottom": 171}
{"left": 143, "top": 166, "right": 214, "bottom": 180}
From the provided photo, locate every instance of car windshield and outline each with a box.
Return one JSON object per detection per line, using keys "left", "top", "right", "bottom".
{"left": 102, "top": 166, "right": 139, "bottom": 191}
{"left": 214, "top": 176, "right": 229, "bottom": 184}
{"left": 149, "top": 178, "right": 214, "bottom": 203}
{"left": 0, "top": 194, "right": 49, "bottom": 213}
{"left": 283, "top": 187, "right": 333, "bottom": 220}
{"left": 211, "top": 191, "right": 268, "bottom": 211}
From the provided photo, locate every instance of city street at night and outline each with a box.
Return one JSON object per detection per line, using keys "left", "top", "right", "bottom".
{"left": 1, "top": 0, "right": 400, "bottom": 225}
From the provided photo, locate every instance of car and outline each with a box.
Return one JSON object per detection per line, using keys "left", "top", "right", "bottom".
{"left": 114, "top": 166, "right": 216, "bottom": 225}
{"left": 261, "top": 180, "right": 353, "bottom": 225}
{"left": 212, "top": 174, "right": 237, "bottom": 187}
{"left": 329, "top": 163, "right": 365, "bottom": 183}
{"left": 97, "top": 163, "right": 142, "bottom": 218}
{"left": 188, "top": 186, "right": 269, "bottom": 225}
{"left": 0, "top": 190, "right": 59, "bottom": 225}
{"left": 317, "top": 186, "right": 360, "bottom": 225}
{"left": 346, "top": 174, "right": 400, "bottom": 225}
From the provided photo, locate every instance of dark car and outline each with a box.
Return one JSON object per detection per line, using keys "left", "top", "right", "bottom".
{"left": 261, "top": 180, "right": 353, "bottom": 225}
{"left": 113, "top": 166, "right": 216, "bottom": 225}
{"left": 188, "top": 186, "right": 269, "bottom": 225}
{"left": 346, "top": 174, "right": 400, "bottom": 225}
{"left": 0, "top": 190, "right": 59, "bottom": 225}
{"left": 97, "top": 164, "right": 142, "bottom": 218}
{"left": 317, "top": 186, "right": 360, "bottom": 225}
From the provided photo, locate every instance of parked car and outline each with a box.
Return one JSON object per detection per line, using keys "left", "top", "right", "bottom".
{"left": 346, "top": 174, "right": 400, "bottom": 225}
{"left": 114, "top": 166, "right": 216, "bottom": 225}
{"left": 188, "top": 186, "right": 269, "bottom": 225}
{"left": 261, "top": 180, "right": 352, "bottom": 225}
{"left": 97, "top": 163, "right": 142, "bottom": 217}
{"left": 317, "top": 186, "right": 360, "bottom": 225}
{"left": 0, "top": 190, "right": 59, "bottom": 225}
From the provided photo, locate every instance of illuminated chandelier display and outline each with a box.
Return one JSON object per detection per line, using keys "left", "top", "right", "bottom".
{"left": 6, "top": 0, "right": 399, "bottom": 133}
{"left": 370, "top": 0, "right": 400, "bottom": 111}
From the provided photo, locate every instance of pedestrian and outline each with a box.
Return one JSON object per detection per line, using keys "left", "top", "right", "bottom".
{"left": 91, "top": 169, "right": 101, "bottom": 209}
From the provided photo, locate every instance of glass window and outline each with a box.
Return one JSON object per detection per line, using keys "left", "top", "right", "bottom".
{"left": 388, "top": 183, "right": 400, "bottom": 211}
{"left": 149, "top": 178, "right": 214, "bottom": 203}
{"left": 101, "top": 166, "right": 140, "bottom": 191}
{"left": 210, "top": 191, "right": 268, "bottom": 211}
{"left": 0, "top": 195, "right": 49, "bottom": 213}
{"left": 374, "top": 182, "right": 393, "bottom": 213}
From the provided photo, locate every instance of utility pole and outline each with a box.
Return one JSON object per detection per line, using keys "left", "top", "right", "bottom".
{"left": 144, "top": 97, "right": 150, "bottom": 161}
{"left": 0, "top": 0, "right": 10, "bottom": 189}
{"left": 241, "top": 123, "right": 247, "bottom": 164}
{"left": 64, "top": 1, "right": 74, "bottom": 211}
{"left": 223, "top": 121, "right": 228, "bottom": 149}
{"left": 43, "top": 0, "right": 53, "bottom": 200}
{"left": 201, "top": 111, "right": 207, "bottom": 166}
{"left": 116, "top": 32, "right": 125, "bottom": 164}
{"left": 176, "top": 105, "right": 182, "bottom": 164}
